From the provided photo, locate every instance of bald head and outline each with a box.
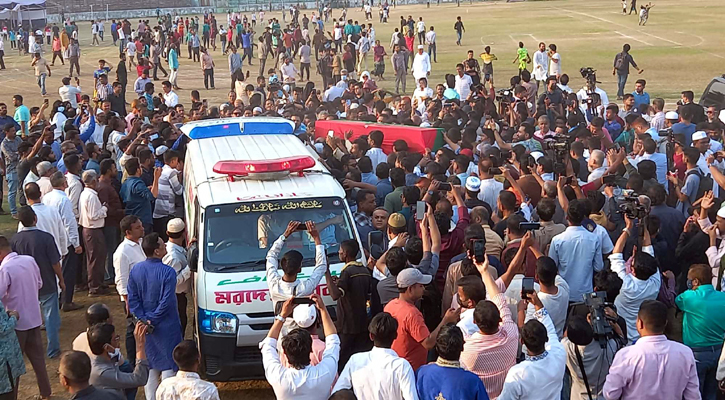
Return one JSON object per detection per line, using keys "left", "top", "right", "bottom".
{"left": 542, "top": 181, "right": 557, "bottom": 198}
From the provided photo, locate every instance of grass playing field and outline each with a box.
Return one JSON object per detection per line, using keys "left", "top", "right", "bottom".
{"left": 1, "top": 0, "right": 723, "bottom": 114}
{"left": 7, "top": 0, "right": 718, "bottom": 398}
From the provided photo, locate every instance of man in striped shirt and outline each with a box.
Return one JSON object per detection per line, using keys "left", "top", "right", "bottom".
{"left": 152, "top": 150, "right": 183, "bottom": 241}
{"left": 460, "top": 258, "right": 519, "bottom": 399}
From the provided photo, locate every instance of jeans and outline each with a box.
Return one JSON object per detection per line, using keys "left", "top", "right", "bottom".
{"left": 6, "top": 171, "right": 17, "bottom": 215}
{"left": 36, "top": 73, "right": 47, "bottom": 95}
{"left": 456, "top": 31, "right": 462, "bottom": 45}
{"left": 122, "top": 301, "right": 137, "bottom": 365}
{"left": 118, "top": 360, "right": 137, "bottom": 400}
{"left": 428, "top": 43, "right": 436, "bottom": 62}
{"left": 617, "top": 72, "right": 628, "bottom": 98}
{"left": 38, "top": 291, "right": 61, "bottom": 358}
{"left": 693, "top": 345, "right": 721, "bottom": 400}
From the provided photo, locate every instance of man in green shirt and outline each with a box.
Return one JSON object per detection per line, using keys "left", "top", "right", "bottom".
{"left": 675, "top": 264, "right": 725, "bottom": 400}
{"left": 383, "top": 168, "right": 406, "bottom": 214}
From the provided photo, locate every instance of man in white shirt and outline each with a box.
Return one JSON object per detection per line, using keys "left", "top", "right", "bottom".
{"left": 280, "top": 57, "right": 299, "bottom": 88}
{"left": 332, "top": 312, "right": 418, "bottom": 400}
{"left": 156, "top": 340, "right": 220, "bottom": 400}
{"left": 261, "top": 295, "right": 340, "bottom": 400}
{"left": 64, "top": 154, "right": 84, "bottom": 221}
{"left": 59, "top": 76, "right": 82, "bottom": 108}
{"left": 547, "top": 44, "right": 561, "bottom": 78}
{"left": 161, "top": 81, "right": 179, "bottom": 108}
{"left": 365, "top": 130, "right": 388, "bottom": 170}
{"left": 356, "top": 32, "right": 371, "bottom": 75}
{"left": 587, "top": 150, "right": 607, "bottom": 183}
{"left": 609, "top": 216, "right": 661, "bottom": 343}
{"left": 162, "top": 218, "right": 192, "bottom": 337}
{"left": 523, "top": 252, "right": 570, "bottom": 339}
{"left": 79, "top": 170, "right": 108, "bottom": 296}
{"left": 498, "top": 292, "right": 566, "bottom": 400}
{"left": 20, "top": 182, "right": 69, "bottom": 260}
{"left": 454, "top": 63, "right": 472, "bottom": 100}
{"left": 412, "top": 77, "right": 434, "bottom": 114}
{"left": 532, "top": 42, "right": 549, "bottom": 88}
{"left": 416, "top": 17, "right": 425, "bottom": 45}
{"left": 411, "top": 45, "right": 431, "bottom": 82}
{"left": 477, "top": 157, "right": 504, "bottom": 209}
{"left": 43, "top": 171, "right": 83, "bottom": 311}
{"left": 113, "top": 215, "right": 146, "bottom": 363}
{"left": 425, "top": 27, "right": 436, "bottom": 63}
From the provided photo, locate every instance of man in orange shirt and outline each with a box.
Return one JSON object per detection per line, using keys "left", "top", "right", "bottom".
{"left": 383, "top": 268, "right": 459, "bottom": 370}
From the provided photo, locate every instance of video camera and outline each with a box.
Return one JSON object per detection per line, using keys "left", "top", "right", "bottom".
{"left": 617, "top": 192, "right": 650, "bottom": 219}
{"left": 544, "top": 134, "right": 575, "bottom": 176}
{"left": 579, "top": 67, "right": 597, "bottom": 84}
{"left": 583, "top": 292, "right": 613, "bottom": 338}
{"left": 495, "top": 88, "right": 513, "bottom": 104}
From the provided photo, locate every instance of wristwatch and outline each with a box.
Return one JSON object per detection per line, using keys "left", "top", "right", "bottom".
{"left": 274, "top": 315, "right": 285, "bottom": 322}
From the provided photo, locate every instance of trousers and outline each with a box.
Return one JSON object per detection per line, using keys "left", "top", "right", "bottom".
{"left": 16, "top": 327, "right": 51, "bottom": 398}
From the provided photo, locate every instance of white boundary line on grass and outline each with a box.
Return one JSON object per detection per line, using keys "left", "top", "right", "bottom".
{"left": 614, "top": 31, "right": 653, "bottom": 46}
{"left": 561, "top": 8, "right": 683, "bottom": 47}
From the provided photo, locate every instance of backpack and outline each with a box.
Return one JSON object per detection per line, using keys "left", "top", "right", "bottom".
{"left": 685, "top": 169, "right": 713, "bottom": 204}
{"left": 614, "top": 53, "right": 625, "bottom": 70}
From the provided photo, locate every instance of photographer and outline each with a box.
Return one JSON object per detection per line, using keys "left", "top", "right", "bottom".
{"left": 561, "top": 312, "right": 623, "bottom": 400}
{"left": 536, "top": 76, "right": 565, "bottom": 122}
{"left": 609, "top": 215, "right": 661, "bottom": 343}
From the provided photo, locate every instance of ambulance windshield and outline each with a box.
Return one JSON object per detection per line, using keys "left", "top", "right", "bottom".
{"left": 204, "top": 197, "right": 356, "bottom": 272}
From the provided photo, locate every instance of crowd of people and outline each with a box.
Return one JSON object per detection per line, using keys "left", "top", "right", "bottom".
{"left": 1, "top": 3, "right": 725, "bottom": 400}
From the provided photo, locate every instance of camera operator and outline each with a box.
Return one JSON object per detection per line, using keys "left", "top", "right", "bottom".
{"left": 576, "top": 73, "right": 609, "bottom": 121}
{"left": 537, "top": 76, "right": 565, "bottom": 122}
{"left": 609, "top": 214, "right": 661, "bottom": 344}
{"left": 561, "top": 310, "right": 624, "bottom": 400}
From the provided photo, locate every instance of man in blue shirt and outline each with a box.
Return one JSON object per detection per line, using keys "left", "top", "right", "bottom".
{"left": 632, "top": 79, "right": 650, "bottom": 108}
{"left": 12, "top": 95, "right": 30, "bottom": 138}
{"left": 548, "top": 199, "right": 604, "bottom": 301}
{"left": 127, "top": 232, "right": 182, "bottom": 400}
{"left": 417, "top": 324, "right": 489, "bottom": 400}
{"left": 374, "top": 162, "right": 393, "bottom": 206}
{"left": 120, "top": 157, "right": 159, "bottom": 235}
{"left": 672, "top": 108, "right": 697, "bottom": 146}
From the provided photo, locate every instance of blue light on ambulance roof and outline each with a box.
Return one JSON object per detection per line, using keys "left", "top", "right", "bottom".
{"left": 185, "top": 121, "right": 294, "bottom": 139}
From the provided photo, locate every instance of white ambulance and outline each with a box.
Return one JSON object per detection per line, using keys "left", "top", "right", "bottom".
{"left": 181, "top": 117, "right": 361, "bottom": 381}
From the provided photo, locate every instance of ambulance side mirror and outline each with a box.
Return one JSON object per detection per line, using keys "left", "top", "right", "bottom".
{"left": 188, "top": 241, "right": 199, "bottom": 272}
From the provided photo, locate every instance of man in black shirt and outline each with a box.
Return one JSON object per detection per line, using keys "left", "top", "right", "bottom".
{"left": 107, "top": 82, "right": 126, "bottom": 117}
{"left": 678, "top": 90, "right": 707, "bottom": 125}
{"left": 325, "top": 239, "right": 373, "bottom": 371}
{"left": 11, "top": 205, "right": 63, "bottom": 359}
{"left": 116, "top": 53, "right": 128, "bottom": 104}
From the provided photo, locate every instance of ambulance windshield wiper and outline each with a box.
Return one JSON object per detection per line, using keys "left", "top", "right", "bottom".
{"left": 214, "top": 261, "right": 260, "bottom": 272}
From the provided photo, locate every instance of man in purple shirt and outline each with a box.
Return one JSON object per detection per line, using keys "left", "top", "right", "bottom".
{"left": 0, "top": 235, "right": 53, "bottom": 399}
{"left": 603, "top": 300, "right": 700, "bottom": 400}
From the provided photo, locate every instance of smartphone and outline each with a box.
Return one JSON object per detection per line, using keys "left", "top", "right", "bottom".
{"left": 202, "top": 99, "right": 208, "bottom": 107}
{"left": 295, "top": 224, "right": 308, "bottom": 231}
{"left": 149, "top": 133, "right": 159, "bottom": 141}
{"left": 519, "top": 222, "right": 541, "bottom": 231}
{"left": 601, "top": 174, "right": 617, "bottom": 185}
{"left": 472, "top": 239, "right": 485, "bottom": 263}
{"left": 565, "top": 176, "right": 574, "bottom": 185}
{"left": 489, "top": 167, "right": 502, "bottom": 175}
{"left": 416, "top": 201, "right": 426, "bottom": 220}
{"left": 43, "top": 98, "right": 49, "bottom": 105}
{"left": 521, "top": 277, "right": 535, "bottom": 299}
{"left": 328, "top": 130, "right": 335, "bottom": 138}
{"left": 291, "top": 297, "right": 315, "bottom": 305}
{"left": 368, "top": 230, "right": 384, "bottom": 259}
{"left": 438, "top": 182, "right": 452, "bottom": 191}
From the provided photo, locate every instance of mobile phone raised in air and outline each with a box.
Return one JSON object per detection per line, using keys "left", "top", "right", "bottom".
{"left": 521, "top": 277, "right": 535, "bottom": 299}
{"left": 519, "top": 222, "right": 541, "bottom": 231}
{"left": 416, "top": 201, "right": 426, "bottom": 220}
{"left": 472, "top": 239, "right": 486, "bottom": 263}
{"left": 291, "top": 297, "right": 315, "bottom": 305}
{"left": 438, "top": 182, "right": 452, "bottom": 191}
{"left": 489, "top": 167, "right": 503, "bottom": 175}
{"left": 295, "top": 223, "right": 308, "bottom": 231}
{"left": 601, "top": 174, "right": 617, "bottom": 185}
{"left": 368, "top": 230, "right": 385, "bottom": 259}
{"left": 328, "top": 130, "right": 335, "bottom": 138}
{"left": 565, "top": 176, "right": 574, "bottom": 185}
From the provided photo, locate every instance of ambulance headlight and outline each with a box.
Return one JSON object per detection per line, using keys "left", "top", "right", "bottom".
{"left": 198, "top": 308, "right": 238, "bottom": 335}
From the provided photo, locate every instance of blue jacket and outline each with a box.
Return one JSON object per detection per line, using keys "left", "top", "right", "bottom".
{"left": 120, "top": 176, "right": 155, "bottom": 225}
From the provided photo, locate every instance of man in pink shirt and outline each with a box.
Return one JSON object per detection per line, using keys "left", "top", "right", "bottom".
{"left": 0, "top": 236, "right": 52, "bottom": 399}
{"left": 603, "top": 300, "right": 700, "bottom": 400}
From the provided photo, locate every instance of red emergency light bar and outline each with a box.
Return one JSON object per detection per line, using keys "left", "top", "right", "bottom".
{"left": 213, "top": 156, "right": 316, "bottom": 178}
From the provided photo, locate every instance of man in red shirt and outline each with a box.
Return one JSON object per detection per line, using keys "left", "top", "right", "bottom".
{"left": 383, "top": 268, "right": 459, "bottom": 370}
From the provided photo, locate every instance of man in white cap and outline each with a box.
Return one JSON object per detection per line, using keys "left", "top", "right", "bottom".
{"left": 383, "top": 268, "right": 460, "bottom": 371}
{"left": 464, "top": 176, "right": 488, "bottom": 210}
{"left": 163, "top": 218, "right": 191, "bottom": 337}
{"left": 411, "top": 44, "right": 431, "bottom": 82}
{"left": 692, "top": 130, "right": 723, "bottom": 199}
{"left": 279, "top": 304, "right": 326, "bottom": 367}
